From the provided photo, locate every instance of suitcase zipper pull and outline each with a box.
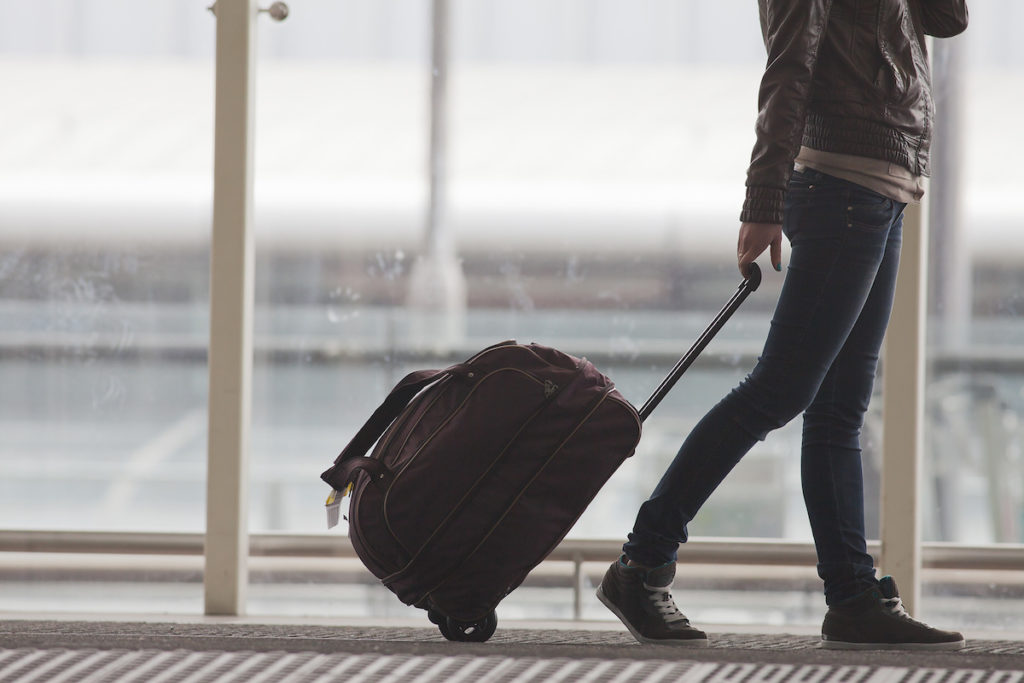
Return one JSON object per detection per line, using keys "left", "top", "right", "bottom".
{"left": 544, "top": 380, "right": 558, "bottom": 398}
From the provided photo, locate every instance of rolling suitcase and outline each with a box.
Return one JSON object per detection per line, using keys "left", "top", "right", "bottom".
{"left": 320, "top": 264, "right": 761, "bottom": 641}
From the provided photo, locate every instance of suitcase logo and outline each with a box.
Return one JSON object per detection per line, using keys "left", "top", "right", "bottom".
{"left": 543, "top": 380, "right": 558, "bottom": 398}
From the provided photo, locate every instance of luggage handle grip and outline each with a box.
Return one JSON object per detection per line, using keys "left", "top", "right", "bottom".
{"left": 322, "top": 453, "right": 394, "bottom": 492}
{"left": 638, "top": 263, "right": 761, "bottom": 422}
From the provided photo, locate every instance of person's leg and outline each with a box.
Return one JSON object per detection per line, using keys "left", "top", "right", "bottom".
{"left": 603, "top": 168, "right": 905, "bottom": 645}
{"left": 768, "top": 175, "right": 960, "bottom": 648}
{"left": 801, "top": 191, "right": 904, "bottom": 606}
{"left": 623, "top": 168, "right": 901, "bottom": 568}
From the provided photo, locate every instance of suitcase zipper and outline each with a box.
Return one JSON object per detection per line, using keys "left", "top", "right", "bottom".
{"left": 382, "top": 366, "right": 552, "bottom": 546}
{"left": 358, "top": 345, "right": 576, "bottom": 572}
{"left": 367, "top": 344, "right": 545, "bottom": 483}
{"left": 380, "top": 363, "right": 593, "bottom": 594}
{"left": 407, "top": 382, "right": 623, "bottom": 608}
{"left": 380, "top": 360, "right": 573, "bottom": 557}
{"left": 351, "top": 375, "right": 454, "bottom": 573}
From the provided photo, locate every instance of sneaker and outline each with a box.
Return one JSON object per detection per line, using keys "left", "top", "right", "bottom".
{"left": 596, "top": 555, "right": 707, "bottom": 646}
{"left": 821, "top": 576, "right": 965, "bottom": 650}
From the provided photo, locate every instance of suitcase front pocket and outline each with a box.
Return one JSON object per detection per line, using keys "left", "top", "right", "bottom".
{"left": 383, "top": 368, "right": 558, "bottom": 557}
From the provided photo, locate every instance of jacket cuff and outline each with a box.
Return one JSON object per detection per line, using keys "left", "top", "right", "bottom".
{"left": 740, "top": 186, "right": 786, "bottom": 224}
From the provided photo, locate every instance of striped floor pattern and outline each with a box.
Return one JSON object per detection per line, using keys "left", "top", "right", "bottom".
{"left": 0, "top": 650, "right": 1022, "bottom": 683}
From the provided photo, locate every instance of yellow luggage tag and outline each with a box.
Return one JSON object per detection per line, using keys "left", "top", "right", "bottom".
{"left": 325, "top": 483, "right": 353, "bottom": 530}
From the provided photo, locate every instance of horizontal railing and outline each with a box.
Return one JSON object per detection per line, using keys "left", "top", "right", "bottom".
{"left": 3, "top": 530, "right": 1024, "bottom": 571}
{"left": 5, "top": 531, "right": 1022, "bottom": 619}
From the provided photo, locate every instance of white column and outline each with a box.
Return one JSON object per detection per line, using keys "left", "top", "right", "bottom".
{"left": 406, "top": 0, "right": 467, "bottom": 353}
{"left": 880, "top": 199, "right": 928, "bottom": 614}
{"left": 205, "top": 0, "right": 257, "bottom": 616}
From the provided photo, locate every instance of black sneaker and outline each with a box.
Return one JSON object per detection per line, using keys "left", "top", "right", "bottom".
{"left": 821, "top": 576, "right": 965, "bottom": 650}
{"left": 596, "top": 556, "right": 707, "bottom": 646}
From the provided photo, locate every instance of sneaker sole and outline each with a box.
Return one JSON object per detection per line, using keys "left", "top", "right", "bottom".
{"left": 596, "top": 586, "right": 708, "bottom": 647}
{"left": 821, "top": 638, "right": 966, "bottom": 651}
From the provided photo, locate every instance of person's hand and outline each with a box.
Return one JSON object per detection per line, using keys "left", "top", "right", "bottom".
{"left": 737, "top": 222, "right": 783, "bottom": 278}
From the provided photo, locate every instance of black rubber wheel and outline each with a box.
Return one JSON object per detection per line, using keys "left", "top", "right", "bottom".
{"left": 427, "top": 608, "right": 455, "bottom": 639}
{"left": 443, "top": 611, "right": 498, "bottom": 642}
{"left": 437, "top": 618, "right": 455, "bottom": 640}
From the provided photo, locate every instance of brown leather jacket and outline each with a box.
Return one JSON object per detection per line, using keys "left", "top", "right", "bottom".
{"left": 740, "top": 0, "right": 969, "bottom": 224}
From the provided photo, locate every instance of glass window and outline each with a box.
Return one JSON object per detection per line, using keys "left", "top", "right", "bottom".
{"left": 5, "top": 0, "right": 1020, "bottom": 629}
{"left": 919, "top": 5, "right": 1024, "bottom": 631}
{"left": 0, "top": 0, "right": 215, "bottom": 615}
{"left": 0, "top": 2, "right": 214, "bottom": 533}
{"left": 923, "top": 5, "right": 1024, "bottom": 547}
{"left": 247, "top": 0, "right": 790, "bottom": 544}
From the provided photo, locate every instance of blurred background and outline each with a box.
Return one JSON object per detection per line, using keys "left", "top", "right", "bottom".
{"left": 0, "top": 0, "right": 1022, "bottom": 629}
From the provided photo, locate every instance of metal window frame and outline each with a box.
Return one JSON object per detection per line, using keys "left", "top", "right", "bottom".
{"left": 207, "top": 0, "right": 257, "bottom": 616}
{"left": 880, "top": 201, "right": 929, "bottom": 613}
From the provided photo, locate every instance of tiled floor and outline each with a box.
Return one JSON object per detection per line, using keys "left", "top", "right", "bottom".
{"left": 2, "top": 618, "right": 1024, "bottom": 681}
{"left": 3, "top": 649, "right": 1023, "bottom": 683}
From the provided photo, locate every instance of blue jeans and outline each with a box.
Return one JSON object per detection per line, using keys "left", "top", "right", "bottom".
{"left": 623, "top": 168, "right": 907, "bottom": 605}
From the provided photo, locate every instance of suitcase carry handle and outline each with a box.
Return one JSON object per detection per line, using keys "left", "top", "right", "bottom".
{"left": 321, "top": 368, "right": 445, "bottom": 489}
{"left": 638, "top": 263, "right": 761, "bottom": 422}
{"left": 321, "top": 341, "right": 516, "bottom": 490}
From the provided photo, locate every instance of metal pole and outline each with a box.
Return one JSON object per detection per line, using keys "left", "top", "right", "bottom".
{"left": 572, "top": 552, "right": 584, "bottom": 621}
{"left": 880, "top": 199, "right": 929, "bottom": 615}
{"left": 426, "top": 0, "right": 449, "bottom": 258}
{"left": 928, "top": 39, "right": 969, "bottom": 349}
{"left": 406, "top": 0, "right": 467, "bottom": 352}
{"left": 205, "top": 0, "right": 257, "bottom": 616}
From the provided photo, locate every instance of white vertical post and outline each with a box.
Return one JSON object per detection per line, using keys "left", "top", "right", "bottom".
{"left": 880, "top": 199, "right": 928, "bottom": 615}
{"left": 406, "top": 0, "right": 467, "bottom": 352}
{"left": 205, "top": 0, "right": 256, "bottom": 616}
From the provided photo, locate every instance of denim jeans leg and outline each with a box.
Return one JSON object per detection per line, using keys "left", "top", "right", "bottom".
{"left": 623, "top": 399, "right": 760, "bottom": 567}
{"left": 623, "top": 169, "right": 905, "bottom": 585}
{"left": 800, "top": 192, "right": 905, "bottom": 605}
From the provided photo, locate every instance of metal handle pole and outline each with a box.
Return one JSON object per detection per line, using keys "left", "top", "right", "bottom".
{"left": 638, "top": 263, "right": 761, "bottom": 422}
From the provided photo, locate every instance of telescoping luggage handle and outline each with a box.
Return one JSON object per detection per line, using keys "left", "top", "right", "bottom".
{"left": 638, "top": 263, "right": 761, "bottom": 422}
{"left": 323, "top": 265, "right": 761, "bottom": 491}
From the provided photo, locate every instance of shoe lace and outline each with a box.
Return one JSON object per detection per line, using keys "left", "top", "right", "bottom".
{"left": 883, "top": 596, "right": 925, "bottom": 625}
{"left": 883, "top": 596, "right": 908, "bottom": 617}
{"left": 645, "top": 586, "right": 690, "bottom": 625}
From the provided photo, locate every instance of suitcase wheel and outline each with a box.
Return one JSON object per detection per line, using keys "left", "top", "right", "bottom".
{"left": 432, "top": 609, "right": 498, "bottom": 643}
{"left": 427, "top": 608, "right": 456, "bottom": 640}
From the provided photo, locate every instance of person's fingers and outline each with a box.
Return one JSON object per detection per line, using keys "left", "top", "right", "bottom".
{"left": 737, "top": 222, "right": 783, "bottom": 276}
{"left": 736, "top": 225, "right": 757, "bottom": 277}
{"left": 737, "top": 248, "right": 758, "bottom": 277}
{"left": 770, "top": 233, "right": 783, "bottom": 272}
{"left": 738, "top": 257, "right": 751, "bottom": 278}
{"left": 736, "top": 241, "right": 754, "bottom": 277}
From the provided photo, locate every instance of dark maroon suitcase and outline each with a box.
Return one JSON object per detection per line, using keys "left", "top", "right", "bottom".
{"left": 321, "top": 265, "right": 761, "bottom": 641}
